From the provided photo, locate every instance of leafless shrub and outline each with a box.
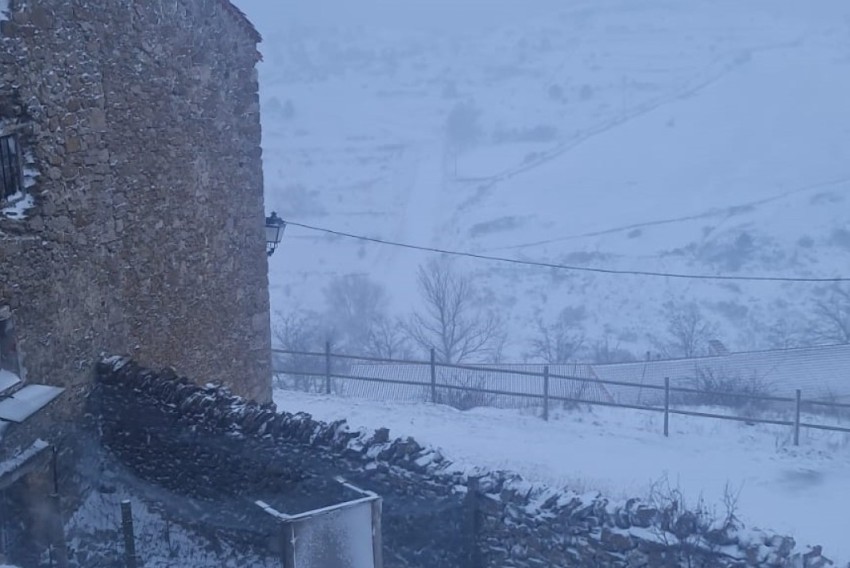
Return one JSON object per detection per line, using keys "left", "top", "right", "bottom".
{"left": 811, "top": 286, "right": 850, "bottom": 344}
{"left": 646, "top": 476, "right": 743, "bottom": 567}
{"left": 433, "top": 373, "right": 495, "bottom": 411}
{"left": 271, "top": 310, "right": 325, "bottom": 392}
{"left": 654, "top": 300, "right": 718, "bottom": 358}
{"left": 679, "top": 366, "right": 774, "bottom": 409}
{"left": 527, "top": 308, "right": 584, "bottom": 364}
{"left": 403, "top": 259, "right": 506, "bottom": 364}
{"left": 364, "top": 316, "right": 412, "bottom": 360}
{"left": 765, "top": 315, "right": 816, "bottom": 350}
{"left": 322, "top": 273, "right": 389, "bottom": 354}
{"left": 806, "top": 387, "right": 850, "bottom": 422}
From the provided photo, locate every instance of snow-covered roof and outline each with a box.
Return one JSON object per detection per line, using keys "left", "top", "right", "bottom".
{"left": 328, "top": 362, "right": 612, "bottom": 408}
{"left": 592, "top": 343, "right": 850, "bottom": 405}
{"left": 0, "top": 384, "right": 64, "bottom": 423}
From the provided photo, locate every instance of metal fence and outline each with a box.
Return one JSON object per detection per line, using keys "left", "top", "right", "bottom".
{"left": 272, "top": 347, "right": 850, "bottom": 445}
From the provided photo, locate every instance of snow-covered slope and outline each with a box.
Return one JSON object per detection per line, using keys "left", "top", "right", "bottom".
{"left": 235, "top": 0, "right": 850, "bottom": 356}
{"left": 275, "top": 389, "right": 850, "bottom": 563}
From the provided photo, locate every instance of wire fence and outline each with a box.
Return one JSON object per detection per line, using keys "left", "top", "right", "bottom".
{"left": 272, "top": 347, "right": 850, "bottom": 445}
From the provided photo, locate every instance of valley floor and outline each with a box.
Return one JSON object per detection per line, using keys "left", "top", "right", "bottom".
{"left": 274, "top": 389, "right": 850, "bottom": 564}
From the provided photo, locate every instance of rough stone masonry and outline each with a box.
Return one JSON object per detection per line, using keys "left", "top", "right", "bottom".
{"left": 95, "top": 358, "right": 836, "bottom": 568}
{"left": 0, "top": 0, "right": 272, "bottom": 420}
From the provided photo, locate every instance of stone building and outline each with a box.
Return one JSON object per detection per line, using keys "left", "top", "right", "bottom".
{"left": 1, "top": 0, "right": 271, "bottom": 436}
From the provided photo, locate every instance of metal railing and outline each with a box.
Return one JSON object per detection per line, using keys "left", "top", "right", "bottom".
{"left": 272, "top": 347, "right": 850, "bottom": 445}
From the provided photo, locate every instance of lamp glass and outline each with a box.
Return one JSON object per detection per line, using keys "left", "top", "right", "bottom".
{"left": 266, "top": 223, "right": 282, "bottom": 246}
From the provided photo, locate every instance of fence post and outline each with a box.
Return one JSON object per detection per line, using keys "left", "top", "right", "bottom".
{"left": 464, "top": 476, "right": 482, "bottom": 568}
{"left": 543, "top": 365, "right": 550, "bottom": 421}
{"left": 664, "top": 377, "right": 670, "bottom": 438}
{"left": 371, "top": 498, "right": 384, "bottom": 568}
{"left": 120, "top": 500, "right": 137, "bottom": 568}
{"left": 794, "top": 389, "right": 802, "bottom": 446}
{"left": 430, "top": 348, "right": 437, "bottom": 404}
{"left": 47, "top": 495, "right": 69, "bottom": 568}
{"left": 48, "top": 446, "right": 69, "bottom": 568}
{"left": 324, "top": 340, "right": 332, "bottom": 395}
{"left": 280, "top": 522, "right": 296, "bottom": 568}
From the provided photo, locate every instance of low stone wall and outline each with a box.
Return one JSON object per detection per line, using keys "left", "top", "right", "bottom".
{"left": 93, "top": 358, "right": 832, "bottom": 568}
{"left": 93, "top": 357, "right": 467, "bottom": 567}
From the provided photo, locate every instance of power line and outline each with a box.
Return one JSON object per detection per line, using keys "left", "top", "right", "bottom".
{"left": 281, "top": 219, "right": 850, "bottom": 284}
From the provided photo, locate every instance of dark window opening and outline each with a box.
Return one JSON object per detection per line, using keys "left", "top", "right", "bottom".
{"left": 0, "top": 134, "right": 23, "bottom": 202}
{"left": 0, "top": 311, "right": 20, "bottom": 377}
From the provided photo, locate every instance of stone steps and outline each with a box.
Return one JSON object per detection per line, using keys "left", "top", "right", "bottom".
{"left": 0, "top": 368, "right": 23, "bottom": 399}
{"left": 0, "top": 382, "right": 64, "bottom": 423}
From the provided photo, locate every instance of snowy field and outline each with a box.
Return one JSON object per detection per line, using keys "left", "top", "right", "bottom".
{"left": 235, "top": 0, "right": 850, "bottom": 357}
{"left": 275, "top": 389, "right": 850, "bottom": 563}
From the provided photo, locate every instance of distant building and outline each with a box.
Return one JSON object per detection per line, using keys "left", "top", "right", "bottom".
{"left": 1, "top": 1, "right": 272, "bottom": 557}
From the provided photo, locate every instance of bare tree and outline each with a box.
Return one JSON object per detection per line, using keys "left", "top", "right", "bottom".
{"left": 271, "top": 310, "right": 325, "bottom": 391}
{"left": 766, "top": 314, "right": 814, "bottom": 350}
{"left": 812, "top": 286, "right": 850, "bottom": 344}
{"left": 322, "top": 273, "right": 388, "bottom": 353}
{"left": 590, "top": 333, "right": 636, "bottom": 364}
{"left": 527, "top": 308, "right": 584, "bottom": 364}
{"left": 655, "top": 301, "right": 718, "bottom": 358}
{"left": 364, "top": 316, "right": 411, "bottom": 360}
{"left": 272, "top": 309, "right": 322, "bottom": 351}
{"left": 403, "top": 259, "right": 505, "bottom": 363}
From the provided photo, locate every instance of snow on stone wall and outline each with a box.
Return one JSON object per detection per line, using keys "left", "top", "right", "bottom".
{"left": 94, "top": 357, "right": 834, "bottom": 568}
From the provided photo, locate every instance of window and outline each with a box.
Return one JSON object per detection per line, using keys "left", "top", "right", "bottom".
{"left": 0, "top": 134, "right": 23, "bottom": 202}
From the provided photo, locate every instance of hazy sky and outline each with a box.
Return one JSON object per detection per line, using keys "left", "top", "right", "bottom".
{"left": 233, "top": 0, "right": 565, "bottom": 35}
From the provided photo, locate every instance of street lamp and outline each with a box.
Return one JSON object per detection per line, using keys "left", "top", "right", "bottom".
{"left": 265, "top": 211, "right": 286, "bottom": 257}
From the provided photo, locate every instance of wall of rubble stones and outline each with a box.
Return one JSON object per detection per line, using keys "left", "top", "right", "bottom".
{"left": 94, "top": 358, "right": 468, "bottom": 567}
{"left": 95, "top": 358, "right": 832, "bottom": 568}
{"left": 0, "top": 0, "right": 271, "bottom": 412}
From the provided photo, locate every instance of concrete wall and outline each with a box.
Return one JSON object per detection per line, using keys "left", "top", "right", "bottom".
{"left": 0, "top": 0, "right": 271, "bottom": 409}
{"left": 94, "top": 359, "right": 833, "bottom": 568}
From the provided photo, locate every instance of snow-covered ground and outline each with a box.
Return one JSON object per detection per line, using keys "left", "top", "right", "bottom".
{"left": 275, "top": 388, "right": 850, "bottom": 563}
{"left": 237, "top": 0, "right": 850, "bottom": 561}
{"left": 65, "top": 486, "right": 278, "bottom": 567}
{"left": 235, "top": 0, "right": 850, "bottom": 357}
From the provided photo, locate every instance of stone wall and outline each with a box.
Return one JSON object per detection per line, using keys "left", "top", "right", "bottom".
{"left": 93, "top": 357, "right": 468, "bottom": 567}
{"left": 0, "top": 0, "right": 272, "bottom": 415}
{"left": 94, "top": 358, "right": 835, "bottom": 568}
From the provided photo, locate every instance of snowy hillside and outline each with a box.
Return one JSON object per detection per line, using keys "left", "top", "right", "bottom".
{"left": 235, "top": 0, "right": 850, "bottom": 358}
